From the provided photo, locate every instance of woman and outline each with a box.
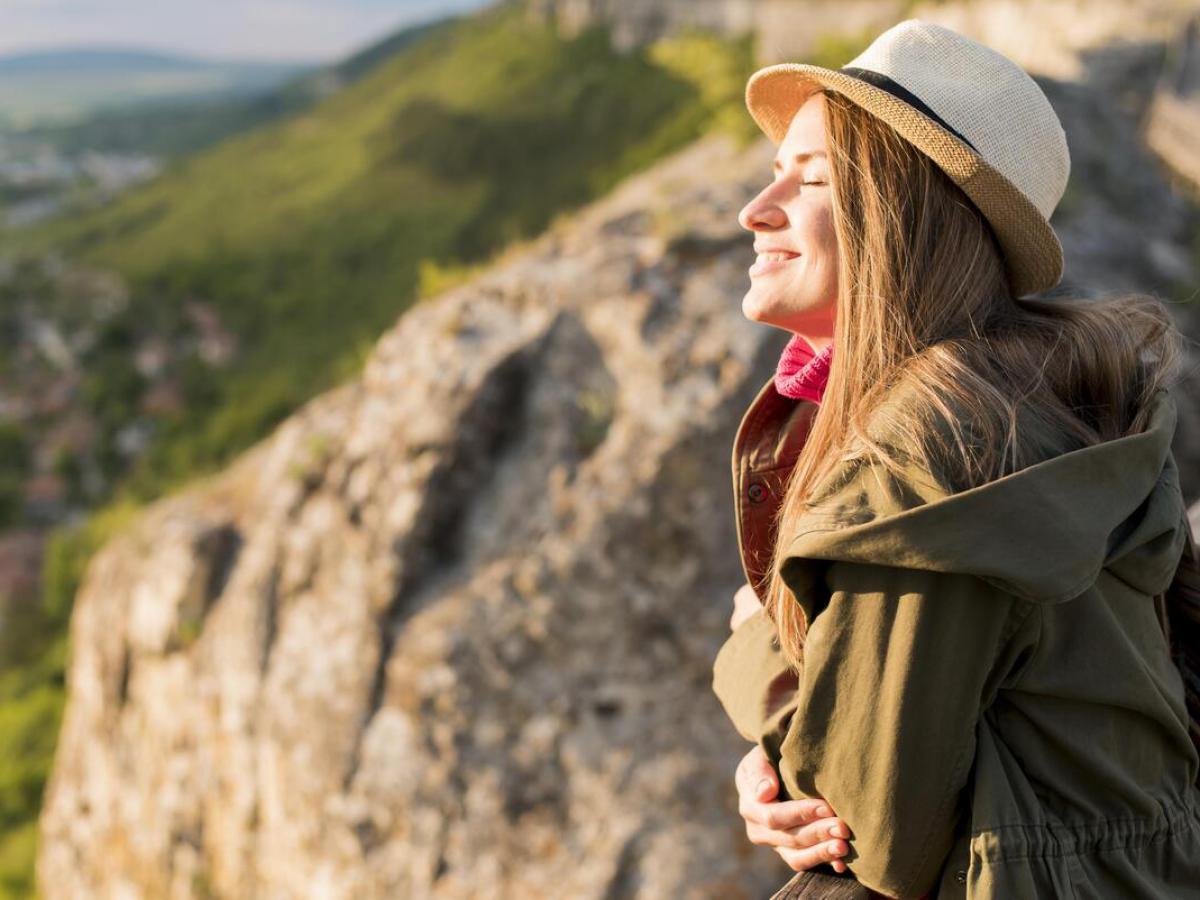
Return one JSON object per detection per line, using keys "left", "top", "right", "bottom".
{"left": 710, "top": 19, "right": 1200, "bottom": 900}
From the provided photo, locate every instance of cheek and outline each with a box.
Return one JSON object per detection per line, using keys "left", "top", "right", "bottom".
{"left": 799, "top": 211, "right": 838, "bottom": 284}
{"left": 807, "top": 206, "right": 837, "bottom": 253}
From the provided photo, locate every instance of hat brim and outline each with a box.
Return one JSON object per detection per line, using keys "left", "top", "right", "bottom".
{"left": 746, "top": 64, "right": 1063, "bottom": 297}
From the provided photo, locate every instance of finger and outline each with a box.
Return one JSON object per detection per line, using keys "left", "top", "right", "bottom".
{"left": 734, "top": 745, "right": 777, "bottom": 797}
{"left": 734, "top": 764, "right": 778, "bottom": 803}
{"left": 738, "top": 794, "right": 831, "bottom": 831}
{"left": 732, "top": 748, "right": 841, "bottom": 830}
{"left": 784, "top": 816, "right": 853, "bottom": 850}
{"left": 746, "top": 815, "right": 852, "bottom": 851}
{"left": 776, "top": 838, "right": 848, "bottom": 873}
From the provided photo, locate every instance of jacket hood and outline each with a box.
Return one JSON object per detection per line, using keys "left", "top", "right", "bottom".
{"left": 779, "top": 388, "right": 1189, "bottom": 605}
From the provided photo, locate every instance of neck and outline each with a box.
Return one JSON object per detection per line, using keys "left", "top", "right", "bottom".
{"left": 799, "top": 333, "right": 833, "bottom": 355}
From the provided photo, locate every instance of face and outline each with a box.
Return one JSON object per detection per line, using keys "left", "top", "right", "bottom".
{"left": 737, "top": 91, "right": 839, "bottom": 348}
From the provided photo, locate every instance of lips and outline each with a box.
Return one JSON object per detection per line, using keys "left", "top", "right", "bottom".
{"left": 749, "top": 251, "right": 801, "bottom": 277}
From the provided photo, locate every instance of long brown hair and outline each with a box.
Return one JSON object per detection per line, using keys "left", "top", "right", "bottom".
{"left": 763, "top": 89, "right": 1188, "bottom": 670}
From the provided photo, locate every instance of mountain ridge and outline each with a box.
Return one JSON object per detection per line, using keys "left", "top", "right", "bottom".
{"left": 0, "top": 47, "right": 316, "bottom": 73}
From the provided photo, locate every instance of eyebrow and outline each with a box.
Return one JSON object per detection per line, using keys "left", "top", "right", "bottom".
{"left": 773, "top": 151, "right": 827, "bottom": 169}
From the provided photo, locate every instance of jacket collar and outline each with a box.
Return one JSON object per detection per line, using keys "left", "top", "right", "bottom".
{"left": 733, "top": 377, "right": 1188, "bottom": 606}
{"left": 780, "top": 387, "right": 1187, "bottom": 604}
{"left": 731, "top": 375, "right": 816, "bottom": 599}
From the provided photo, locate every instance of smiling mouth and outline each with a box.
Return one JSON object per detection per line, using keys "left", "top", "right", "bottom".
{"left": 749, "top": 252, "right": 801, "bottom": 276}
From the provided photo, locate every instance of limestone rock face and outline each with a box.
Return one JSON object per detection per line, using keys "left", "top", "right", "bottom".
{"left": 523, "top": 0, "right": 1196, "bottom": 73}
{"left": 37, "top": 133, "right": 797, "bottom": 899}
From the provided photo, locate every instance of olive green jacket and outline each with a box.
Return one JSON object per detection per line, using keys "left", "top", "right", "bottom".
{"left": 712, "top": 375, "right": 1200, "bottom": 899}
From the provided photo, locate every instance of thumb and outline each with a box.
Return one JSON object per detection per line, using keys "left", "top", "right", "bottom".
{"left": 755, "top": 773, "right": 777, "bottom": 801}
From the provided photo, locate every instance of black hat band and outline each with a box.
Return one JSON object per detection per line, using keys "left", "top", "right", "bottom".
{"left": 838, "top": 66, "right": 979, "bottom": 153}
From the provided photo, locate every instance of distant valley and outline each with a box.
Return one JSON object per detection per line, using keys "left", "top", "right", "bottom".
{"left": 0, "top": 22, "right": 453, "bottom": 228}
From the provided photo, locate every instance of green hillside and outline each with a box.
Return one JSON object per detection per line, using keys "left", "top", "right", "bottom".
{"left": 10, "top": 0, "right": 759, "bottom": 504}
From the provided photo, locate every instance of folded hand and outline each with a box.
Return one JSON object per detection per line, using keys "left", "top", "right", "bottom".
{"left": 735, "top": 743, "right": 852, "bottom": 874}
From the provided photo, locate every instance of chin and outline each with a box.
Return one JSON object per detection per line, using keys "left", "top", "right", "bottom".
{"left": 741, "top": 287, "right": 774, "bottom": 321}
{"left": 742, "top": 289, "right": 793, "bottom": 328}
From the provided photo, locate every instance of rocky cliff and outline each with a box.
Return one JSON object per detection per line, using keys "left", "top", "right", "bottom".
{"left": 37, "top": 133, "right": 801, "bottom": 898}
{"left": 37, "top": 3, "right": 1200, "bottom": 898}
{"left": 524, "top": 0, "right": 1197, "bottom": 72}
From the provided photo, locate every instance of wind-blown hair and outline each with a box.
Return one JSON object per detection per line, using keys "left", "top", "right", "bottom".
{"left": 763, "top": 89, "right": 1187, "bottom": 670}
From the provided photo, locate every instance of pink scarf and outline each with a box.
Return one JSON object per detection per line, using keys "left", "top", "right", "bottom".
{"left": 774, "top": 333, "right": 833, "bottom": 403}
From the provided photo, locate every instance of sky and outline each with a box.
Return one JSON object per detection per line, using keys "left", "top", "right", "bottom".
{"left": 0, "top": 0, "right": 499, "bottom": 63}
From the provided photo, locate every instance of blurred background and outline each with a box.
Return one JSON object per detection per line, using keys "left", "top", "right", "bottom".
{"left": 1, "top": 1, "right": 1199, "bottom": 897}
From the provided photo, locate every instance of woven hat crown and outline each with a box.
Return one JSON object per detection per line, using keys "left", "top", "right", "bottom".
{"left": 746, "top": 19, "right": 1071, "bottom": 296}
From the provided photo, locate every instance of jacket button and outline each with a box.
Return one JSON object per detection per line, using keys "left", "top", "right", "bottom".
{"left": 955, "top": 870, "right": 967, "bottom": 883}
{"left": 747, "top": 482, "right": 768, "bottom": 503}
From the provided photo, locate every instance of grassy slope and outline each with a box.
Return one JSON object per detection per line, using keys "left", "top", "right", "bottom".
{"left": 14, "top": 0, "right": 758, "bottom": 502}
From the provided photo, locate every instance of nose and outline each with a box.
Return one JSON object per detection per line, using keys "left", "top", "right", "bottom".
{"left": 738, "top": 181, "right": 790, "bottom": 232}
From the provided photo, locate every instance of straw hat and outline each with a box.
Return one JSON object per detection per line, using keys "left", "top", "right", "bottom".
{"left": 745, "top": 19, "right": 1070, "bottom": 297}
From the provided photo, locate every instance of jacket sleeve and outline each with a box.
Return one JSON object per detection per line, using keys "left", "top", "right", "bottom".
{"left": 775, "top": 558, "right": 1037, "bottom": 900}
{"left": 711, "top": 608, "right": 801, "bottom": 757}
